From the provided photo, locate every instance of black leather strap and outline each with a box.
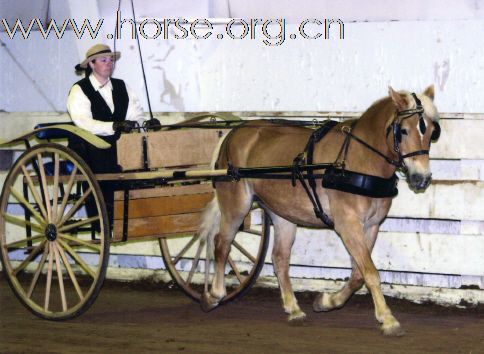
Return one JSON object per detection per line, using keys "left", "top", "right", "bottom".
{"left": 400, "top": 149, "right": 429, "bottom": 159}
{"left": 293, "top": 120, "right": 338, "bottom": 227}
{"left": 322, "top": 167, "right": 398, "bottom": 198}
{"left": 344, "top": 128, "right": 401, "bottom": 167}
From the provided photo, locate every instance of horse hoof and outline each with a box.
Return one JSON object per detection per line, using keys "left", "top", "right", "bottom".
{"left": 312, "top": 293, "right": 334, "bottom": 312}
{"left": 288, "top": 312, "right": 307, "bottom": 326}
{"left": 200, "top": 292, "right": 219, "bottom": 313}
{"left": 381, "top": 321, "right": 405, "bottom": 337}
{"left": 312, "top": 293, "right": 326, "bottom": 312}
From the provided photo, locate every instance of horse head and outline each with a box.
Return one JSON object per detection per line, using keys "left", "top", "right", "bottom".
{"left": 388, "top": 85, "right": 440, "bottom": 191}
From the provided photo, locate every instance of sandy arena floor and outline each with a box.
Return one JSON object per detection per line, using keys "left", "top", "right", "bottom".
{"left": 0, "top": 276, "right": 483, "bottom": 354}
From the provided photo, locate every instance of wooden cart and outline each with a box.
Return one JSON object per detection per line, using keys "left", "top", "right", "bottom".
{"left": 0, "top": 118, "right": 270, "bottom": 320}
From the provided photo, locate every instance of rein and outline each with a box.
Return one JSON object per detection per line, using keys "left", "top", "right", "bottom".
{"left": 340, "top": 93, "right": 429, "bottom": 170}
{"left": 162, "top": 118, "right": 337, "bottom": 130}
{"left": 338, "top": 124, "right": 401, "bottom": 167}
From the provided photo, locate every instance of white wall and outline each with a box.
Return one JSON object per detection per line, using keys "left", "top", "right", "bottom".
{"left": 0, "top": 1, "right": 483, "bottom": 305}
{"left": 219, "top": 0, "right": 484, "bottom": 22}
{"left": 1, "top": 1, "right": 484, "bottom": 113}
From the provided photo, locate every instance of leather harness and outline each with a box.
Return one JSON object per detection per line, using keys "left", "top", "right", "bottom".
{"left": 292, "top": 93, "right": 436, "bottom": 228}
{"left": 217, "top": 93, "right": 439, "bottom": 229}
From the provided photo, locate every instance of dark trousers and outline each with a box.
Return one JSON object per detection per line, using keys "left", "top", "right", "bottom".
{"left": 69, "top": 135, "right": 120, "bottom": 231}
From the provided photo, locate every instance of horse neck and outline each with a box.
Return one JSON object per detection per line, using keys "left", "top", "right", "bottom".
{"left": 347, "top": 99, "right": 397, "bottom": 178}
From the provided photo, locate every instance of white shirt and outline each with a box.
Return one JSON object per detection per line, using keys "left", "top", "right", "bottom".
{"left": 67, "top": 74, "right": 147, "bottom": 136}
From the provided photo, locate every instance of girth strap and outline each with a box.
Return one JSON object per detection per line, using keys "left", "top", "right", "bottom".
{"left": 292, "top": 120, "right": 338, "bottom": 228}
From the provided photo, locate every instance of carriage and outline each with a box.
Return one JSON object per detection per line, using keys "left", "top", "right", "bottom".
{"left": 0, "top": 114, "right": 274, "bottom": 320}
{"left": 0, "top": 87, "right": 441, "bottom": 336}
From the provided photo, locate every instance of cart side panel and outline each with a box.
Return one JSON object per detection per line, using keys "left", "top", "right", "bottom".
{"left": 116, "top": 132, "right": 146, "bottom": 171}
{"left": 112, "top": 184, "right": 214, "bottom": 241}
{"left": 116, "top": 129, "right": 230, "bottom": 171}
{"left": 147, "top": 129, "right": 229, "bottom": 168}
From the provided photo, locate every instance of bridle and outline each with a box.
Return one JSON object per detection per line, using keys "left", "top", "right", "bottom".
{"left": 341, "top": 93, "right": 440, "bottom": 170}
{"left": 387, "top": 93, "right": 431, "bottom": 168}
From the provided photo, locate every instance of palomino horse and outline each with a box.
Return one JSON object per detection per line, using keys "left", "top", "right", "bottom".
{"left": 200, "top": 86, "right": 440, "bottom": 336}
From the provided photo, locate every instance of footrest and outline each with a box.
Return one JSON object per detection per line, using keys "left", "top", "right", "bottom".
{"left": 43, "top": 161, "right": 76, "bottom": 176}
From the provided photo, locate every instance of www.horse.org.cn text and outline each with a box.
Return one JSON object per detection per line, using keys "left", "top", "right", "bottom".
{"left": 1, "top": 12, "right": 345, "bottom": 47}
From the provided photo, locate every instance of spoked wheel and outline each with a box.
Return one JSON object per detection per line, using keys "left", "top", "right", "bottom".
{"left": 159, "top": 204, "right": 270, "bottom": 303}
{"left": 0, "top": 144, "right": 110, "bottom": 320}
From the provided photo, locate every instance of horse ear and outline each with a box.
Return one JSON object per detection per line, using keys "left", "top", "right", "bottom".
{"left": 423, "top": 85, "right": 435, "bottom": 101}
{"left": 388, "top": 86, "right": 408, "bottom": 110}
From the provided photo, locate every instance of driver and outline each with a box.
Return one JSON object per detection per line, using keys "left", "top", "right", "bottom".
{"left": 67, "top": 43, "right": 159, "bottom": 228}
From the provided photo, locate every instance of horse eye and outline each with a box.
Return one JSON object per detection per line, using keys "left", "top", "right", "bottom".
{"left": 401, "top": 129, "right": 408, "bottom": 136}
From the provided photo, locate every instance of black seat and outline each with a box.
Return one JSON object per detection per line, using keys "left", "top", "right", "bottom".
{"left": 34, "top": 122, "right": 75, "bottom": 140}
{"left": 35, "top": 122, "right": 76, "bottom": 176}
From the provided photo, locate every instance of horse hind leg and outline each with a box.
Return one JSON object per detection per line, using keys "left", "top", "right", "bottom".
{"left": 268, "top": 211, "right": 306, "bottom": 324}
{"left": 201, "top": 187, "right": 252, "bottom": 312}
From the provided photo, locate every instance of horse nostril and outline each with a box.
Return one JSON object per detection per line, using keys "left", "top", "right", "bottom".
{"left": 410, "top": 174, "right": 423, "bottom": 185}
{"left": 410, "top": 173, "right": 432, "bottom": 190}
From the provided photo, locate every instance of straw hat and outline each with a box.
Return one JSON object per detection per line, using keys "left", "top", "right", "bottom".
{"left": 79, "top": 44, "right": 121, "bottom": 68}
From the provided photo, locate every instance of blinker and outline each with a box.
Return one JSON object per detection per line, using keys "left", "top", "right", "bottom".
{"left": 431, "top": 121, "right": 441, "bottom": 142}
{"left": 419, "top": 117, "right": 426, "bottom": 135}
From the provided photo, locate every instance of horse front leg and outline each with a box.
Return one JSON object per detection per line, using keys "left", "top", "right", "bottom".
{"left": 268, "top": 211, "right": 306, "bottom": 324}
{"left": 313, "top": 259, "right": 364, "bottom": 312}
{"left": 313, "top": 224, "right": 378, "bottom": 312}
{"left": 335, "top": 218, "right": 404, "bottom": 336}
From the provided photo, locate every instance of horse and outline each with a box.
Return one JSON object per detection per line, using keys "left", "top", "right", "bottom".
{"left": 199, "top": 86, "right": 440, "bottom": 336}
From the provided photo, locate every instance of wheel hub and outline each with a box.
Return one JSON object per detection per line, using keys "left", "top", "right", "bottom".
{"left": 44, "top": 224, "right": 57, "bottom": 241}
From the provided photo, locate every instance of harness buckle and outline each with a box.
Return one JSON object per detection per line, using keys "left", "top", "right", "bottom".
{"left": 227, "top": 163, "right": 241, "bottom": 181}
{"left": 341, "top": 125, "right": 352, "bottom": 134}
{"left": 334, "top": 160, "right": 346, "bottom": 169}
{"left": 291, "top": 153, "right": 306, "bottom": 187}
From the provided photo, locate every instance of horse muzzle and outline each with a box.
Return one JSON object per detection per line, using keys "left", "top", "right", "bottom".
{"left": 408, "top": 172, "right": 432, "bottom": 191}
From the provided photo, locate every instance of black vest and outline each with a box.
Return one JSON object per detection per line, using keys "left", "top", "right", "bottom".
{"left": 69, "top": 77, "right": 129, "bottom": 174}
{"left": 76, "top": 77, "right": 129, "bottom": 124}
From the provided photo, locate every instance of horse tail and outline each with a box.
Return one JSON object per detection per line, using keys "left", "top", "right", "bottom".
{"left": 198, "top": 196, "right": 221, "bottom": 257}
{"left": 198, "top": 129, "right": 229, "bottom": 255}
